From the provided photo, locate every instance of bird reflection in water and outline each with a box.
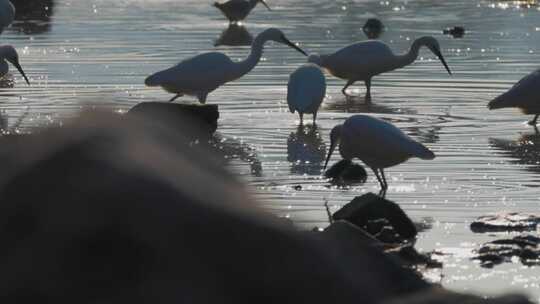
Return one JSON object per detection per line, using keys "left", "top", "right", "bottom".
{"left": 287, "top": 124, "right": 326, "bottom": 175}
{"left": 214, "top": 23, "right": 253, "bottom": 47}
{"left": 10, "top": 0, "right": 55, "bottom": 34}
{"left": 489, "top": 128, "right": 540, "bottom": 175}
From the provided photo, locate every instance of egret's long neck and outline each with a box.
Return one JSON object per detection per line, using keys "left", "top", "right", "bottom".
{"left": 394, "top": 39, "right": 423, "bottom": 70}
{"left": 249, "top": 0, "right": 259, "bottom": 8}
{"left": 231, "top": 36, "right": 266, "bottom": 80}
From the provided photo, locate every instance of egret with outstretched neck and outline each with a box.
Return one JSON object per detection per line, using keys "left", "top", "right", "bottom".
{"left": 324, "top": 115, "right": 435, "bottom": 196}
{"left": 0, "top": 45, "right": 30, "bottom": 85}
{"left": 488, "top": 69, "right": 540, "bottom": 126}
{"left": 214, "top": 0, "right": 271, "bottom": 23}
{"left": 287, "top": 62, "right": 326, "bottom": 124}
{"left": 308, "top": 36, "right": 452, "bottom": 101}
{"left": 145, "top": 28, "right": 307, "bottom": 104}
{"left": 0, "top": 0, "right": 14, "bottom": 33}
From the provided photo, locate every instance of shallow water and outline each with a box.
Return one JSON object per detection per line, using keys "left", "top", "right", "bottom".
{"left": 4, "top": 0, "right": 540, "bottom": 300}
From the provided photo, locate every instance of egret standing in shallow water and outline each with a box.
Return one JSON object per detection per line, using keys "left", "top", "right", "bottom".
{"left": 0, "top": 45, "right": 30, "bottom": 85}
{"left": 308, "top": 36, "right": 452, "bottom": 101}
{"left": 324, "top": 115, "right": 435, "bottom": 196}
{"left": 0, "top": 0, "right": 15, "bottom": 33}
{"left": 488, "top": 69, "right": 540, "bottom": 126}
{"left": 287, "top": 62, "right": 326, "bottom": 124}
{"left": 145, "top": 28, "right": 307, "bottom": 104}
{"left": 214, "top": 0, "right": 271, "bottom": 23}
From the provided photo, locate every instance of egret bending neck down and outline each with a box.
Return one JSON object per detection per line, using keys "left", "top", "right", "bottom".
{"left": 145, "top": 28, "right": 307, "bottom": 104}
{"left": 394, "top": 37, "right": 452, "bottom": 73}
{"left": 0, "top": 45, "right": 30, "bottom": 85}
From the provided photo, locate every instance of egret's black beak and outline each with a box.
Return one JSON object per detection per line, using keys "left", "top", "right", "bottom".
{"left": 260, "top": 0, "right": 271, "bottom": 11}
{"left": 324, "top": 138, "right": 337, "bottom": 170}
{"left": 13, "top": 61, "right": 30, "bottom": 85}
{"left": 433, "top": 49, "right": 452, "bottom": 75}
{"left": 281, "top": 35, "right": 308, "bottom": 56}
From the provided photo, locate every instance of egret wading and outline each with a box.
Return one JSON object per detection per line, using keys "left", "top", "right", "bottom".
{"left": 308, "top": 36, "right": 452, "bottom": 101}
{"left": 0, "top": 45, "right": 30, "bottom": 85}
{"left": 214, "top": 0, "right": 271, "bottom": 23}
{"left": 324, "top": 115, "right": 435, "bottom": 196}
{"left": 488, "top": 69, "right": 540, "bottom": 126}
{"left": 287, "top": 62, "right": 326, "bottom": 124}
{"left": 145, "top": 28, "right": 307, "bottom": 104}
{"left": 0, "top": 0, "right": 14, "bottom": 33}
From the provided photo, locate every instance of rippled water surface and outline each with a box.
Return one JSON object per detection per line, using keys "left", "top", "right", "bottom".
{"left": 6, "top": 0, "right": 540, "bottom": 300}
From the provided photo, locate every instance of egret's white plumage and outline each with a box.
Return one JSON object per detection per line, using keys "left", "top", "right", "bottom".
{"left": 308, "top": 36, "right": 452, "bottom": 100}
{"left": 145, "top": 28, "right": 307, "bottom": 104}
{"left": 0, "top": 45, "right": 30, "bottom": 85}
{"left": 488, "top": 69, "right": 540, "bottom": 125}
{"left": 324, "top": 115, "right": 435, "bottom": 195}
{"left": 287, "top": 63, "right": 326, "bottom": 124}
{"left": 0, "top": 0, "right": 14, "bottom": 33}
{"left": 214, "top": 0, "right": 270, "bottom": 23}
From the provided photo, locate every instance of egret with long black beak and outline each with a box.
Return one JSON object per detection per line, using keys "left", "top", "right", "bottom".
{"left": 324, "top": 115, "right": 435, "bottom": 196}
{"left": 145, "top": 28, "right": 307, "bottom": 104}
{"left": 214, "top": 0, "right": 271, "bottom": 23}
{"left": 308, "top": 36, "right": 452, "bottom": 101}
{"left": 287, "top": 62, "right": 326, "bottom": 124}
{"left": 0, "top": 0, "right": 14, "bottom": 33}
{"left": 488, "top": 69, "right": 540, "bottom": 126}
{"left": 0, "top": 46, "right": 30, "bottom": 85}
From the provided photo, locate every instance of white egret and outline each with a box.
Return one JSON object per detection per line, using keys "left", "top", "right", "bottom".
{"left": 145, "top": 28, "right": 307, "bottom": 104}
{"left": 0, "top": 0, "right": 14, "bottom": 33}
{"left": 214, "top": 0, "right": 271, "bottom": 23}
{"left": 324, "top": 115, "right": 435, "bottom": 196}
{"left": 308, "top": 36, "right": 452, "bottom": 101}
{"left": 287, "top": 62, "right": 326, "bottom": 124}
{"left": 0, "top": 45, "right": 30, "bottom": 85}
{"left": 488, "top": 69, "right": 540, "bottom": 126}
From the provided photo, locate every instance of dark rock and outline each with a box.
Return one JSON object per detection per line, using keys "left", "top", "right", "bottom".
{"left": 365, "top": 218, "right": 389, "bottom": 235}
{"left": 363, "top": 18, "right": 384, "bottom": 39}
{"left": 384, "top": 289, "right": 533, "bottom": 304}
{"left": 443, "top": 26, "right": 465, "bottom": 38}
{"left": 333, "top": 193, "right": 417, "bottom": 240}
{"left": 375, "top": 226, "right": 401, "bottom": 244}
{"left": 322, "top": 220, "right": 382, "bottom": 248}
{"left": 293, "top": 185, "right": 302, "bottom": 191}
{"left": 471, "top": 212, "right": 540, "bottom": 233}
{"left": 386, "top": 245, "right": 443, "bottom": 269}
{"left": 472, "top": 235, "right": 540, "bottom": 268}
{"left": 325, "top": 159, "right": 367, "bottom": 185}
{"left": 127, "top": 102, "right": 219, "bottom": 139}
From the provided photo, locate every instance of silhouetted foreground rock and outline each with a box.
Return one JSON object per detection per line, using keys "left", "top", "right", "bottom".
{"left": 325, "top": 159, "right": 367, "bottom": 185}
{"left": 128, "top": 102, "right": 219, "bottom": 138}
{"left": 333, "top": 193, "right": 417, "bottom": 240}
{"left": 473, "top": 235, "right": 540, "bottom": 268}
{"left": 471, "top": 212, "right": 540, "bottom": 233}
{"left": 0, "top": 112, "right": 532, "bottom": 303}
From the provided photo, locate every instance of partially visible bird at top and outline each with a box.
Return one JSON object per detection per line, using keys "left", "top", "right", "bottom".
{"left": 488, "top": 69, "right": 540, "bottom": 126}
{"left": 214, "top": 0, "right": 271, "bottom": 24}
{"left": 287, "top": 62, "right": 326, "bottom": 125}
{"left": 308, "top": 36, "right": 452, "bottom": 102}
{"left": 0, "top": 45, "right": 30, "bottom": 85}
{"left": 0, "top": 0, "right": 15, "bottom": 33}
{"left": 363, "top": 18, "right": 384, "bottom": 39}
{"left": 324, "top": 114, "right": 435, "bottom": 197}
{"left": 145, "top": 28, "right": 307, "bottom": 104}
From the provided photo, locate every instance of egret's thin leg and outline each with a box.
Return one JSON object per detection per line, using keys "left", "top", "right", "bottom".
{"left": 529, "top": 114, "right": 539, "bottom": 126}
{"left": 299, "top": 113, "right": 304, "bottom": 125}
{"left": 365, "top": 78, "right": 372, "bottom": 102}
{"left": 380, "top": 168, "right": 388, "bottom": 189}
{"left": 535, "top": 125, "right": 539, "bottom": 135}
{"left": 371, "top": 168, "right": 385, "bottom": 189}
{"left": 198, "top": 92, "right": 208, "bottom": 104}
{"left": 342, "top": 80, "right": 355, "bottom": 97}
{"left": 169, "top": 94, "right": 182, "bottom": 102}
{"left": 312, "top": 112, "right": 317, "bottom": 125}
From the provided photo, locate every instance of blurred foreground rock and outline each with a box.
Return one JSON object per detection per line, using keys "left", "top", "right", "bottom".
{"left": 0, "top": 111, "right": 532, "bottom": 303}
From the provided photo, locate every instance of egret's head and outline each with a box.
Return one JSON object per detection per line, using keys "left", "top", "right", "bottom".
{"left": 256, "top": 0, "right": 271, "bottom": 11}
{"left": 324, "top": 124, "right": 343, "bottom": 170}
{"left": 258, "top": 28, "right": 308, "bottom": 56}
{"left": 417, "top": 36, "right": 451, "bottom": 75}
{"left": 307, "top": 54, "right": 323, "bottom": 66}
{"left": 0, "top": 46, "right": 30, "bottom": 85}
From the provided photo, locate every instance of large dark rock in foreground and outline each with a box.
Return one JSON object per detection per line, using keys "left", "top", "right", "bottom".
{"left": 128, "top": 102, "right": 219, "bottom": 139}
{"left": 333, "top": 193, "right": 417, "bottom": 241}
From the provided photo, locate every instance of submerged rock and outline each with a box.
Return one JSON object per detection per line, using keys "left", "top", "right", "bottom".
{"left": 127, "top": 102, "right": 219, "bottom": 138}
{"left": 471, "top": 212, "right": 540, "bottom": 233}
{"left": 325, "top": 159, "right": 367, "bottom": 185}
{"left": 443, "top": 26, "right": 465, "bottom": 38}
{"left": 333, "top": 193, "right": 417, "bottom": 240}
{"left": 363, "top": 18, "right": 384, "bottom": 39}
{"left": 472, "top": 235, "right": 540, "bottom": 268}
